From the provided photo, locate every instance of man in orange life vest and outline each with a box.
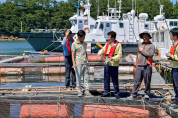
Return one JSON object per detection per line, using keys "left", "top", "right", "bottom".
{"left": 128, "top": 31, "right": 155, "bottom": 100}
{"left": 97, "top": 31, "right": 122, "bottom": 99}
{"left": 62, "top": 30, "right": 76, "bottom": 91}
{"left": 166, "top": 27, "right": 178, "bottom": 102}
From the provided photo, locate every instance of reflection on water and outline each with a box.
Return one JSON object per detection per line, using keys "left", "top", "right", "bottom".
{"left": 0, "top": 74, "right": 134, "bottom": 88}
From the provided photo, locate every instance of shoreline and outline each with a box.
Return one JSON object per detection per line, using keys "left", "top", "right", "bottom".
{"left": 0, "top": 37, "right": 25, "bottom": 41}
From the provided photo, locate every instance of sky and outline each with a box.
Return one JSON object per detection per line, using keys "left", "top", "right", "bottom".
{"left": 0, "top": 0, "right": 177, "bottom": 4}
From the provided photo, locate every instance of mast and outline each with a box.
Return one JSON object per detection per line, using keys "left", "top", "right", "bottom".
{"left": 135, "top": 0, "right": 136, "bottom": 11}
{"left": 97, "top": 0, "right": 100, "bottom": 17}
{"left": 118, "top": 0, "right": 122, "bottom": 19}
{"left": 108, "top": 0, "right": 109, "bottom": 16}
{"left": 132, "top": 0, "right": 134, "bottom": 10}
{"left": 77, "top": 0, "right": 79, "bottom": 16}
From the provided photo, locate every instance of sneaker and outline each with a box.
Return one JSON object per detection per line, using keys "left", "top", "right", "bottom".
{"left": 127, "top": 96, "right": 136, "bottom": 100}
{"left": 115, "top": 96, "right": 120, "bottom": 99}
{"left": 85, "top": 92, "right": 93, "bottom": 97}
{"left": 144, "top": 95, "right": 149, "bottom": 100}
{"left": 78, "top": 92, "right": 83, "bottom": 97}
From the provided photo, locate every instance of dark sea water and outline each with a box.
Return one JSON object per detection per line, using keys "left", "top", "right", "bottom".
{"left": 0, "top": 41, "right": 34, "bottom": 55}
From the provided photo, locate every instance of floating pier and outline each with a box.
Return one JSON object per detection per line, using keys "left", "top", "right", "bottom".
{"left": 0, "top": 54, "right": 177, "bottom": 117}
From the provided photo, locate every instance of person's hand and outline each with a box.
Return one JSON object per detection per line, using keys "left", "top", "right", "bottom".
{"left": 109, "top": 56, "right": 113, "bottom": 61}
{"left": 166, "top": 52, "right": 172, "bottom": 58}
{"left": 65, "top": 30, "right": 70, "bottom": 36}
{"left": 97, "top": 54, "right": 102, "bottom": 57}
{"left": 72, "top": 64, "right": 77, "bottom": 68}
{"left": 139, "top": 47, "right": 144, "bottom": 52}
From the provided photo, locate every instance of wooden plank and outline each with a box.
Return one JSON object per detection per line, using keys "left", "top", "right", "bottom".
{"left": 0, "top": 87, "right": 169, "bottom": 94}
{"left": 0, "top": 84, "right": 173, "bottom": 91}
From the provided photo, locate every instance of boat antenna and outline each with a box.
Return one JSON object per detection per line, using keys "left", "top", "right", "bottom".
{"left": 108, "top": 0, "right": 109, "bottom": 16}
{"left": 21, "top": 22, "right": 23, "bottom": 32}
{"left": 132, "top": 0, "right": 134, "bottom": 10}
{"left": 115, "top": 0, "right": 116, "bottom": 8}
{"left": 135, "top": 0, "right": 136, "bottom": 11}
{"left": 118, "top": 0, "right": 122, "bottom": 19}
{"left": 97, "top": 0, "right": 99, "bottom": 17}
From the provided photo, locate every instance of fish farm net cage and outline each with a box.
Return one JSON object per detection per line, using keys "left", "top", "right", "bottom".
{"left": 0, "top": 96, "right": 169, "bottom": 118}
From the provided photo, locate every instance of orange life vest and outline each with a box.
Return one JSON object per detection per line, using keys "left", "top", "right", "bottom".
{"left": 170, "top": 40, "right": 178, "bottom": 55}
{"left": 136, "top": 42, "right": 153, "bottom": 67}
{"left": 66, "top": 38, "right": 74, "bottom": 55}
{"left": 104, "top": 40, "right": 119, "bottom": 59}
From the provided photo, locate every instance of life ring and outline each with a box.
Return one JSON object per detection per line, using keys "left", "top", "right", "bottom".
{"left": 161, "top": 26, "right": 165, "bottom": 29}
{"left": 159, "top": 26, "right": 165, "bottom": 30}
{"left": 83, "top": 27, "right": 90, "bottom": 32}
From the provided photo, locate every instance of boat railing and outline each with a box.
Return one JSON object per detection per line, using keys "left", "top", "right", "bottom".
{"left": 31, "top": 29, "right": 66, "bottom": 33}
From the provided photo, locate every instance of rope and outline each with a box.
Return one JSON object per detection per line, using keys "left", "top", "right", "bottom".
{"left": 50, "top": 45, "right": 62, "bottom": 52}
{"left": 100, "top": 97, "right": 148, "bottom": 118}
{"left": 100, "top": 97, "right": 118, "bottom": 118}
{"left": 94, "top": 97, "right": 102, "bottom": 117}
{"left": 41, "top": 41, "right": 55, "bottom": 52}
{"left": 40, "top": 32, "right": 63, "bottom": 52}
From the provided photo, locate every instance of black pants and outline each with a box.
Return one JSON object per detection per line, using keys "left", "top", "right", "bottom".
{"left": 104, "top": 65, "right": 119, "bottom": 97}
{"left": 65, "top": 56, "right": 76, "bottom": 88}
{"left": 131, "top": 65, "right": 152, "bottom": 97}
{"left": 172, "top": 68, "right": 178, "bottom": 101}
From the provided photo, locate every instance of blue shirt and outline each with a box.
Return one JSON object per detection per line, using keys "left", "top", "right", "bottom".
{"left": 62, "top": 38, "right": 73, "bottom": 56}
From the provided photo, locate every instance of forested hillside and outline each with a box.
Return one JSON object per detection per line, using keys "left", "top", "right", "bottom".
{"left": 0, "top": 0, "right": 177, "bottom": 36}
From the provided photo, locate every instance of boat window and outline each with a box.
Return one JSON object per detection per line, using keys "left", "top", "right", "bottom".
{"left": 71, "top": 20, "right": 77, "bottom": 26}
{"left": 99, "top": 22, "right": 104, "bottom": 30}
{"left": 94, "top": 22, "right": 98, "bottom": 29}
{"left": 161, "top": 32, "right": 164, "bottom": 42}
{"left": 144, "top": 24, "right": 149, "bottom": 30}
{"left": 79, "top": 20, "right": 83, "bottom": 24}
{"left": 170, "top": 21, "right": 174, "bottom": 26}
{"left": 119, "top": 23, "right": 124, "bottom": 28}
{"left": 156, "top": 33, "right": 159, "bottom": 42}
{"left": 106, "top": 23, "right": 110, "bottom": 27}
{"left": 90, "top": 25, "right": 94, "bottom": 29}
{"left": 84, "top": 20, "right": 88, "bottom": 25}
{"left": 169, "top": 21, "right": 178, "bottom": 26}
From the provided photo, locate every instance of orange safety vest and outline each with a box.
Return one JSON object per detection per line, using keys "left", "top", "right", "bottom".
{"left": 104, "top": 40, "right": 119, "bottom": 59}
{"left": 170, "top": 40, "right": 178, "bottom": 55}
{"left": 66, "top": 38, "right": 74, "bottom": 55}
{"left": 136, "top": 42, "right": 153, "bottom": 67}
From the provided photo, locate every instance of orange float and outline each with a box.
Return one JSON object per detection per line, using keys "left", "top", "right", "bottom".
{"left": 82, "top": 105, "right": 149, "bottom": 118}
{"left": 87, "top": 55, "right": 103, "bottom": 62}
{"left": 45, "top": 56, "right": 65, "bottom": 62}
{"left": 20, "top": 104, "right": 68, "bottom": 117}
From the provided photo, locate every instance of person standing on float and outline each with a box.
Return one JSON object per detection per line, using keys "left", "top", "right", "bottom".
{"left": 97, "top": 31, "right": 122, "bottom": 99}
{"left": 62, "top": 30, "right": 76, "bottom": 91}
{"left": 128, "top": 31, "right": 155, "bottom": 100}
{"left": 166, "top": 27, "right": 178, "bottom": 102}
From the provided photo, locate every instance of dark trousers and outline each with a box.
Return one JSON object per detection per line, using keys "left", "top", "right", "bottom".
{"left": 104, "top": 65, "right": 119, "bottom": 96}
{"left": 172, "top": 68, "right": 178, "bottom": 101}
{"left": 131, "top": 65, "right": 152, "bottom": 97}
{"left": 65, "top": 56, "right": 76, "bottom": 88}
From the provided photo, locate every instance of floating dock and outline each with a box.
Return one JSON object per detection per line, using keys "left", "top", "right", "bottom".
{"left": 0, "top": 54, "right": 177, "bottom": 117}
